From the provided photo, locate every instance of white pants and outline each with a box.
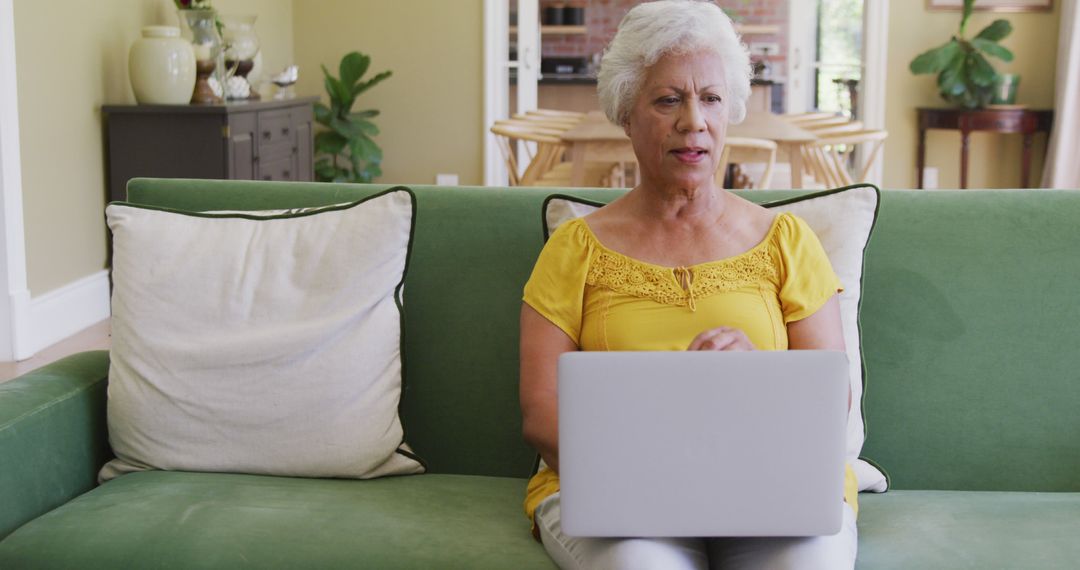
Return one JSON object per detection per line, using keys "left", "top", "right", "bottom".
{"left": 535, "top": 494, "right": 857, "bottom": 570}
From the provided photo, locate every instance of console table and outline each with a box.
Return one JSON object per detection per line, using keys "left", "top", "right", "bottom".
{"left": 916, "top": 107, "right": 1053, "bottom": 189}
{"left": 103, "top": 97, "right": 317, "bottom": 202}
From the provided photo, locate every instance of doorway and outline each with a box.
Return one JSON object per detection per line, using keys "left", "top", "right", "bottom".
{"left": 483, "top": 0, "right": 889, "bottom": 185}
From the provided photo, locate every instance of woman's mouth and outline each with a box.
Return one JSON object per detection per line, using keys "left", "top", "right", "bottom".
{"left": 670, "top": 148, "right": 708, "bottom": 164}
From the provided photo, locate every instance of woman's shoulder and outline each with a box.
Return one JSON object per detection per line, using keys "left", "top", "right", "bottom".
{"left": 726, "top": 193, "right": 779, "bottom": 243}
{"left": 770, "top": 210, "right": 816, "bottom": 242}
{"left": 543, "top": 216, "right": 596, "bottom": 259}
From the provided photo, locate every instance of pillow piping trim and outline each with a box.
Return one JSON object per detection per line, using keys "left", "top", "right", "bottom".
{"left": 107, "top": 185, "right": 429, "bottom": 474}
{"left": 537, "top": 184, "right": 889, "bottom": 488}
{"left": 390, "top": 186, "right": 429, "bottom": 471}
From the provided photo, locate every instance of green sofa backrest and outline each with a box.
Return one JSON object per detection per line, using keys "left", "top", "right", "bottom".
{"left": 125, "top": 179, "right": 1080, "bottom": 492}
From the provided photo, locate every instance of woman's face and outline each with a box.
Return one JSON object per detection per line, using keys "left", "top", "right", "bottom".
{"left": 625, "top": 50, "right": 729, "bottom": 191}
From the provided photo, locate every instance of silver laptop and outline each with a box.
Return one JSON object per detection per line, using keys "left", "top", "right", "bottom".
{"left": 558, "top": 350, "right": 848, "bottom": 538}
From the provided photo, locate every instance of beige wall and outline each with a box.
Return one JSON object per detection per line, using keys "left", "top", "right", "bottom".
{"left": 883, "top": 4, "right": 1060, "bottom": 189}
{"left": 14, "top": 0, "right": 293, "bottom": 296}
{"left": 292, "top": 0, "right": 485, "bottom": 187}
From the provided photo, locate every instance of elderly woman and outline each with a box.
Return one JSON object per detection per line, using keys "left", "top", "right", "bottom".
{"left": 519, "top": 1, "right": 857, "bottom": 569}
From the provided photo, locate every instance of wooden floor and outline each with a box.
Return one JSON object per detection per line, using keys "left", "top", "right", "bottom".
{"left": 0, "top": 320, "right": 111, "bottom": 384}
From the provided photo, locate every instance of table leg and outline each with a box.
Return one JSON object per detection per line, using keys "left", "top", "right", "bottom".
{"left": 570, "top": 143, "right": 587, "bottom": 187}
{"left": 917, "top": 127, "right": 926, "bottom": 189}
{"left": 1021, "top": 133, "right": 1034, "bottom": 188}
{"left": 960, "top": 130, "right": 970, "bottom": 189}
{"left": 789, "top": 144, "right": 804, "bottom": 189}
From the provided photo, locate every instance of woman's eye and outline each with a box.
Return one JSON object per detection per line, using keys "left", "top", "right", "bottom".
{"left": 657, "top": 96, "right": 680, "bottom": 106}
{"left": 704, "top": 94, "right": 723, "bottom": 104}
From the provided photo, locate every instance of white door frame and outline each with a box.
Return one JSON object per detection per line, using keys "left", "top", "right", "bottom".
{"left": 0, "top": 0, "right": 31, "bottom": 361}
{"left": 861, "top": 0, "right": 889, "bottom": 185}
{"left": 482, "top": 1, "right": 889, "bottom": 187}
{"left": 482, "top": 0, "right": 509, "bottom": 185}
{"left": 786, "top": 0, "right": 819, "bottom": 114}
{"left": 483, "top": 0, "right": 539, "bottom": 186}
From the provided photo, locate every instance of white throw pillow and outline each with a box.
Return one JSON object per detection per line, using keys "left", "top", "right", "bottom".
{"left": 543, "top": 184, "right": 888, "bottom": 492}
{"left": 101, "top": 188, "right": 425, "bottom": 482}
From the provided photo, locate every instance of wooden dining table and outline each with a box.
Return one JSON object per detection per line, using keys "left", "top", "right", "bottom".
{"left": 560, "top": 111, "right": 818, "bottom": 188}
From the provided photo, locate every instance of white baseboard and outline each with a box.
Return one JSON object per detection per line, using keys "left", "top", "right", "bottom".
{"left": 22, "top": 270, "right": 110, "bottom": 359}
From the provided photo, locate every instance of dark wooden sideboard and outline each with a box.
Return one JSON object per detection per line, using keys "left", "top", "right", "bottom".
{"left": 916, "top": 107, "right": 1053, "bottom": 189}
{"left": 103, "top": 97, "right": 318, "bottom": 202}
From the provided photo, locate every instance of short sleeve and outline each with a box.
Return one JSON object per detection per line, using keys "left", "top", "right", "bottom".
{"left": 523, "top": 219, "right": 594, "bottom": 345}
{"left": 775, "top": 213, "right": 843, "bottom": 323}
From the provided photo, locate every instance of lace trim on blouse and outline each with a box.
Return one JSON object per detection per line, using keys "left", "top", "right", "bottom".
{"left": 581, "top": 218, "right": 781, "bottom": 309}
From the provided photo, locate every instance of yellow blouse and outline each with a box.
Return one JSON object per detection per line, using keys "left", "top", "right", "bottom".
{"left": 521, "top": 213, "right": 858, "bottom": 529}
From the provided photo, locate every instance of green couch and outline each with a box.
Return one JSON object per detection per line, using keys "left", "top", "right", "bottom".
{"left": 1, "top": 179, "right": 1078, "bottom": 569}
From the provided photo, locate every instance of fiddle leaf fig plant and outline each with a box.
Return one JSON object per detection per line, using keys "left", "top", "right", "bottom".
{"left": 314, "top": 51, "right": 392, "bottom": 183}
{"left": 909, "top": 0, "right": 1013, "bottom": 109}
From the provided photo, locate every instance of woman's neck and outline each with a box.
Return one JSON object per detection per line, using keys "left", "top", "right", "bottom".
{"left": 626, "top": 180, "right": 727, "bottom": 225}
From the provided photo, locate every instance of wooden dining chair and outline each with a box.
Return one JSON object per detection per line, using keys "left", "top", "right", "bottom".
{"left": 795, "top": 115, "right": 854, "bottom": 130}
{"left": 527, "top": 108, "right": 586, "bottom": 120}
{"left": 490, "top": 121, "right": 568, "bottom": 186}
{"left": 511, "top": 111, "right": 583, "bottom": 129}
{"left": 782, "top": 111, "right": 838, "bottom": 124}
{"left": 802, "top": 129, "right": 888, "bottom": 187}
{"left": 491, "top": 117, "right": 620, "bottom": 187}
{"left": 801, "top": 120, "right": 864, "bottom": 135}
{"left": 715, "top": 137, "right": 777, "bottom": 189}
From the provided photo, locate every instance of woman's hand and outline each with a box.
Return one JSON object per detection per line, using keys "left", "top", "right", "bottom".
{"left": 687, "top": 326, "right": 755, "bottom": 351}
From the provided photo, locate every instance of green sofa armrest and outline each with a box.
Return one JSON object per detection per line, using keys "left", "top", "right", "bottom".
{"left": 0, "top": 351, "right": 111, "bottom": 539}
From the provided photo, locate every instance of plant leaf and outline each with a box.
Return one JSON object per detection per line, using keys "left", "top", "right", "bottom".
{"left": 910, "top": 40, "right": 961, "bottom": 74}
{"left": 329, "top": 117, "right": 376, "bottom": 139}
{"left": 353, "top": 70, "right": 393, "bottom": 97}
{"left": 974, "top": 19, "right": 1012, "bottom": 42}
{"left": 960, "top": 0, "right": 975, "bottom": 37}
{"left": 972, "top": 38, "right": 1014, "bottom": 62}
{"left": 350, "top": 134, "right": 379, "bottom": 160}
{"left": 339, "top": 51, "right": 371, "bottom": 89}
{"left": 938, "top": 53, "right": 967, "bottom": 97}
{"left": 323, "top": 75, "right": 349, "bottom": 108}
{"left": 968, "top": 52, "right": 997, "bottom": 87}
{"left": 313, "top": 103, "right": 333, "bottom": 125}
{"left": 314, "top": 131, "right": 348, "bottom": 155}
{"left": 354, "top": 118, "right": 379, "bottom": 136}
{"left": 351, "top": 109, "right": 380, "bottom": 119}
{"left": 314, "top": 162, "right": 338, "bottom": 181}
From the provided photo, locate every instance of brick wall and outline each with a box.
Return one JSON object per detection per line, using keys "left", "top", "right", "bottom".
{"left": 533, "top": 0, "right": 789, "bottom": 76}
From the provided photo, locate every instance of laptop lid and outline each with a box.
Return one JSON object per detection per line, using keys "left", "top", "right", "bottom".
{"left": 558, "top": 350, "right": 848, "bottom": 538}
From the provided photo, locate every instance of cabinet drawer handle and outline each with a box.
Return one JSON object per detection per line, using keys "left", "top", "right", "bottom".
{"left": 262, "top": 131, "right": 272, "bottom": 140}
{"left": 262, "top": 174, "right": 272, "bottom": 181}
{"left": 281, "top": 127, "right": 290, "bottom": 136}
{"left": 282, "top": 170, "right": 291, "bottom": 178}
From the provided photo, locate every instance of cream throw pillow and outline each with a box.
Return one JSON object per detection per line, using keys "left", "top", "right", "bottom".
{"left": 543, "top": 185, "right": 888, "bottom": 492}
{"left": 101, "top": 188, "right": 425, "bottom": 482}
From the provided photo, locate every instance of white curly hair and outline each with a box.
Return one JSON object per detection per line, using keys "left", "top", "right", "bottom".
{"left": 597, "top": 0, "right": 752, "bottom": 126}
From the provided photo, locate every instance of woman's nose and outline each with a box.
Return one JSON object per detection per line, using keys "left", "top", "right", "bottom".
{"left": 677, "top": 100, "right": 707, "bottom": 133}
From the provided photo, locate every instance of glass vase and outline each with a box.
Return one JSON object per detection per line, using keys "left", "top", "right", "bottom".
{"left": 179, "top": 8, "right": 224, "bottom": 103}
{"left": 221, "top": 14, "right": 261, "bottom": 100}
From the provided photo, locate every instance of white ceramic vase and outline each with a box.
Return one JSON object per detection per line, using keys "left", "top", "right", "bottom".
{"left": 129, "top": 26, "right": 196, "bottom": 105}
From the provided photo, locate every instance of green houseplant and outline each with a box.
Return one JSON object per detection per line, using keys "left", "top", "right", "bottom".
{"left": 909, "top": 0, "right": 1013, "bottom": 109}
{"left": 314, "top": 51, "right": 391, "bottom": 183}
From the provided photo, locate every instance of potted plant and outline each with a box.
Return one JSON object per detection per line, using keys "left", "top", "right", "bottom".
{"left": 314, "top": 51, "right": 391, "bottom": 183}
{"left": 909, "top": 0, "right": 1013, "bottom": 109}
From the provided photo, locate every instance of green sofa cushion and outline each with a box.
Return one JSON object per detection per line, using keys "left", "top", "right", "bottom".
{"left": 857, "top": 490, "right": 1080, "bottom": 569}
{"left": 0, "top": 471, "right": 554, "bottom": 569}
